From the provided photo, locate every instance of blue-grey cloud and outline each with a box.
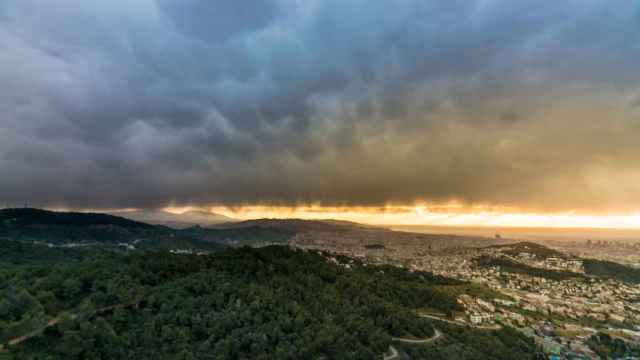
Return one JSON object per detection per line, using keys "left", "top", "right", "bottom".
{"left": 1, "top": 0, "right": 640, "bottom": 212}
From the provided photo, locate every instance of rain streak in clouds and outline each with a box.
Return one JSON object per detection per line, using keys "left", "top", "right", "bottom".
{"left": 1, "top": 0, "right": 640, "bottom": 212}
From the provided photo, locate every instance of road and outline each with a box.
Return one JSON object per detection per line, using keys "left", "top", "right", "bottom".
{"left": 0, "top": 318, "right": 62, "bottom": 351}
{"left": 0, "top": 302, "right": 135, "bottom": 352}
{"left": 381, "top": 309, "right": 501, "bottom": 360}
{"left": 392, "top": 328, "right": 442, "bottom": 344}
{"left": 383, "top": 345, "right": 399, "bottom": 360}
{"left": 418, "top": 314, "right": 502, "bottom": 330}
{"left": 4, "top": 306, "right": 487, "bottom": 358}
{"left": 382, "top": 328, "right": 443, "bottom": 359}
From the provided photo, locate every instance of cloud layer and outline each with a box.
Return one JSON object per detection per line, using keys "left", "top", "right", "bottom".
{"left": 1, "top": 0, "right": 640, "bottom": 212}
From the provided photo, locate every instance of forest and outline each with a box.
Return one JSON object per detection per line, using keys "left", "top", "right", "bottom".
{"left": 0, "top": 208, "right": 292, "bottom": 250}
{"left": 587, "top": 333, "right": 640, "bottom": 359}
{"left": 583, "top": 259, "right": 640, "bottom": 284}
{"left": 475, "top": 256, "right": 584, "bottom": 281}
{"left": 476, "top": 253, "right": 640, "bottom": 285}
{"left": 1, "top": 240, "right": 539, "bottom": 359}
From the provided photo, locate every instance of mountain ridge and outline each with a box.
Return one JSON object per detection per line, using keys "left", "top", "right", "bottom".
{"left": 110, "top": 209, "right": 234, "bottom": 229}
{"left": 0, "top": 208, "right": 156, "bottom": 229}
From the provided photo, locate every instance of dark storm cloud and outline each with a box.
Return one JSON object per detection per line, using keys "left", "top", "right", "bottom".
{"left": 156, "top": 0, "right": 282, "bottom": 42}
{"left": 1, "top": 0, "right": 640, "bottom": 212}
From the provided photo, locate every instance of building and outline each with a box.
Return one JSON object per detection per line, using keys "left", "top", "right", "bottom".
{"left": 494, "top": 298, "right": 516, "bottom": 307}
{"left": 545, "top": 257, "right": 562, "bottom": 268}
{"left": 609, "top": 314, "right": 625, "bottom": 323}
{"left": 477, "top": 298, "right": 495, "bottom": 312}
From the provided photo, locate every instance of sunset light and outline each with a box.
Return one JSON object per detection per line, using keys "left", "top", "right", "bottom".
{"left": 164, "top": 205, "right": 640, "bottom": 230}
{"left": 3, "top": 2, "right": 640, "bottom": 357}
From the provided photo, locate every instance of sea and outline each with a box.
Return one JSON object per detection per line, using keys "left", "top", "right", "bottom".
{"left": 390, "top": 225, "right": 640, "bottom": 242}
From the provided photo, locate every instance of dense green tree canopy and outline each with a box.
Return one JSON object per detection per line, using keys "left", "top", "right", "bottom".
{"left": 1, "top": 241, "right": 539, "bottom": 359}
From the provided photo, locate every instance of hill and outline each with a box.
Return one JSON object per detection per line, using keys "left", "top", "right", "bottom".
{"left": 0, "top": 208, "right": 164, "bottom": 246}
{"left": 584, "top": 259, "right": 640, "bottom": 284}
{"left": 0, "top": 209, "right": 512, "bottom": 253}
{"left": 0, "top": 239, "right": 98, "bottom": 266}
{"left": 486, "top": 241, "right": 568, "bottom": 259}
{"left": 111, "top": 209, "right": 234, "bottom": 229}
{"left": 476, "top": 256, "right": 585, "bottom": 281}
{"left": 0, "top": 209, "right": 345, "bottom": 252}
{"left": 482, "top": 242, "right": 640, "bottom": 284}
{"left": 0, "top": 208, "right": 335, "bottom": 253}
{"left": 0, "top": 208, "right": 154, "bottom": 229}
{"left": 212, "top": 218, "right": 369, "bottom": 232}
{"left": 0, "top": 208, "right": 222, "bottom": 251}
{"left": 1, "top": 245, "right": 539, "bottom": 360}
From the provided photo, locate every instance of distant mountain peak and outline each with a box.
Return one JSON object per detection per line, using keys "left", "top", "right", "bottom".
{"left": 111, "top": 209, "right": 234, "bottom": 229}
{"left": 211, "top": 218, "right": 375, "bottom": 233}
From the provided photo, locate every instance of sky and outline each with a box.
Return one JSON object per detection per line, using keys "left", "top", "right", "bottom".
{"left": 2, "top": 1, "right": 640, "bottom": 226}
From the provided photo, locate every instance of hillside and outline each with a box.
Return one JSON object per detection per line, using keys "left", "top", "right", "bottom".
{"left": 111, "top": 209, "right": 234, "bottom": 229}
{"left": 0, "top": 208, "right": 166, "bottom": 246}
{"left": 0, "top": 210, "right": 371, "bottom": 250}
{"left": 1, "top": 245, "right": 539, "bottom": 360}
{"left": 0, "top": 208, "right": 154, "bottom": 229}
{"left": 0, "top": 209, "right": 512, "bottom": 253}
{"left": 486, "top": 242, "right": 567, "bottom": 259}
{"left": 179, "top": 225, "right": 294, "bottom": 247}
{"left": 584, "top": 259, "right": 640, "bottom": 284}
{"left": 0, "top": 208, "right": 305, "bottom": 251}
{"left": 212, "top": 218, "right": 369, "bottom": 232}
{"left": 0, "top": 209, "right": 226, "bottom": 251}
{"left": 0, "top": 240, "right": 98, "bottom": 266}
{"left": 480, "top": 242, "right": 640, "bottom": 284}
{"left": 476, "top": 256, "right": 585, "bottom": 281}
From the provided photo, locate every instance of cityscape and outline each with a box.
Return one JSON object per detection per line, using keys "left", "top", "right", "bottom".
{"left": 2, "top": 0, "right": 640, "bottom": 358}
{"left": 292, "top": 228, "right": 640, "bottom": 359}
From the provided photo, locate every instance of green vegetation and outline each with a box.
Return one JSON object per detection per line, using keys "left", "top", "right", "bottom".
{"left": 363, "top": 244, "right": 385, "bottom": 249}
{"left": 0, "top": 241, "right": 95, "bottom": 266}
{"left": 584, "top": 259, "right": 640, "bottom": 284}
{"left": 433, "top": 283, "right": 512, "bottom": 304}
{"left": 490, "top": 242, "right": 567, "bottom": 259}
{"left": 1, "top": 241, "right": 540, "bottom": 359}
{"left": 0, "top": 208, "right": 169, "bottom": 246}
{"left": 485, "top": 241, "right": 640, "bottom": 285}
{"left": 587, "top": 333, "right": 640, "bottom": 359}
{"left": 398, "top": 321, "right": 538, "bottom": 360}
{"left": 179, "top": 225, "right": 293, "bottom": 247}
{"left": 0, "top": 208, "right": 292, "bottom": 250}
{"left": 476, "top": 256, "right": 584, "bottom": 281}
{"left": 0, "top": 208, "right": 154, "bottom": 229}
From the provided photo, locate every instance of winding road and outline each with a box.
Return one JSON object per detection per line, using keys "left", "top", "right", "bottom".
{"left": 383, "top": 345, "right": 399, "bottom": 360}
{"left": 4, "top": 306, "right": 491, "bottom": 358}
{"left": 382, "top": 328, "right": 443, "bottom": 359}
{"left": 392, "top": 328, "right": 442, "bottom": 344}
{"left": 380, "top": 312, "right": 504, "bottom": 359}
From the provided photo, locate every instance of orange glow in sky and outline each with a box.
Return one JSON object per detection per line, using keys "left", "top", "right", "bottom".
{"left": 164, "top": 204, "right": 640, "bottom": 230}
